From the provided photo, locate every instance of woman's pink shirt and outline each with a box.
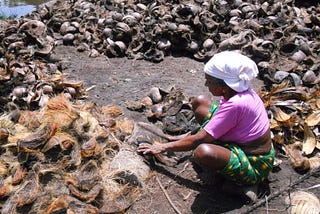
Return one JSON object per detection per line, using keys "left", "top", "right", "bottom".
{"left": 204, "top": 89, "right": 270, "bottom": 144}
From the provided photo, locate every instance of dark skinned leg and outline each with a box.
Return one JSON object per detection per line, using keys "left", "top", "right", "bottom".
{"left": 193, "top": 143, "right": 231, "bottom": 170}
{"left": 190, "top": 95, "right": 212, "bottom": 124}
{"left": 194, "top": 144, "right": 259, "bottom": 201}
{"left": 192, "top": 144, "right": 230, "bottom": 185}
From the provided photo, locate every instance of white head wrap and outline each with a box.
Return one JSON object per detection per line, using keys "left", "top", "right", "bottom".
{"left": 204, "top": 51, "right": 259, "bottom": 92}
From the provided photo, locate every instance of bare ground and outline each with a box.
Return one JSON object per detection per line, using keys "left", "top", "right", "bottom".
{"left": 53, "top": 45, "right": 320, "bottom": 214}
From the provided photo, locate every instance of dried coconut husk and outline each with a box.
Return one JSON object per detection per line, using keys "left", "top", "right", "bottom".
{"left": 17, "top": 110, "right": 42, "bottom": 130}
{"left": 76, "top": 160, "right": 102, "bottom": 190}
{"left": 90, "top": 104, "right": 118, "bottom": 128}
{"left": 0, "top": 113, "right": 15, "bottom": 133}
{"left": 112, "top": 117, "right": 135, "bottom": 141}
{"left": 0, "top": 160, "right": 8, "bottom": 176}
{"left": 115, "top": 118, "right": 134, "bottom": 136}
{"left": 27, "top": 195, "right": 55, "bottom": 214}
{"left": 67, "top": 182, "right": 103, "bottom": 203}
{"left": 42, "top": 176, "right": 70, "bottom": 197}
{"left": 77, "top": 116, "right": 110, "bottom": 157}
{"left": 0, "top": 78, "right": 141, "bottom": 212}
{"left": 11, "top": 164, "right": 26, "bottom": 185}
{"left": 69, "top": 141, "right": 82, "bottom": 167}
{"left": 99, "top": 184, "right": 141, "bottom": 213}
{"left": 41, "top": 94, "right": 79, "bottom": 130}
{"left": 99, "top": 132, "right": 122, "bottom": 162}
{"left": 0, "top": 174, "right": 20, "bottom": 198}
{"left": 106, "top": 148, "right": 150, "bottom": 189}
{"left": 72, "top": 110, "right": 100, "bottom": 139}
{"left": 64, "top": 160, "right": 103, "bottom": 203}
{"left": 0, "top": 177, "right": 15, "bottom": 198}
{"left": 0, "top": 114, "right": 16, "bottom": 145}
{"left": 2, "top": 170, "right": 41, "bottom": 213}
{"left": 81, "top": 136, "right": 102, "bottom": 158}
{"left": 0, "top": 128, "right": 9, "bottom": 143}
{"left": 98, "top": 148, "right": 148, "bottom": 213}
{"left": 41, "top": 131, "right": 77, "bottom": 153}
{"left": 100, "top": 105, "right": 123, "bottom": 118}
{"left": 17, "top": 123, "right": 57, "bottom": 151}
{"left": 43, "top": 194, "right": 99, "bottom": 214}
{"left": 7, "top": 124, "right": 31, "bottom": 144}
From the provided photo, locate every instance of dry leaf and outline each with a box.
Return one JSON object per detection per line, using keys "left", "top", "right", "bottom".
{"left": 272, "top": 133, "right": 285, "bottom": 144}
{"left": 305, "top": 110, "right": 320, "bottom": 126}
{"left": 316, "top": 141, "right": 320, "bottom": 150}
{"left": 302, "top": 125, "right": 316, "bottom": 155}
{"left": 270, "top": 118, "right": 280, "bottom": 129}
{"left": 273, "top": 107, "right": 291, "bottom": 122}
{"left": 316, "top": 98, "right": 320, "bottom": 109}
{"left": 309, "top": 157, "right": 320, "bottom": 169}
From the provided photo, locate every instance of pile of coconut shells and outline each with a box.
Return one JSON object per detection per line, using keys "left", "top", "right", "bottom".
{"left": 0, "top": 0, "right": 320, "bottom": 212}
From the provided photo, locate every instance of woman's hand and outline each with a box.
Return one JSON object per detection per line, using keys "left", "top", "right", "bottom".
{"left": 137, "top": 143, "right": 166, "bottom": 155}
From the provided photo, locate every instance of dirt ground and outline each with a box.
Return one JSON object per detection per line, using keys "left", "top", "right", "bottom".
{"left": 53, "top": 46, "right": 320, "bottom": 214}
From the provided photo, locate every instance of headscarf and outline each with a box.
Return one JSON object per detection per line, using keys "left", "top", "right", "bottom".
{"left": 204, "top": 51, "right": 259, "bottom": 92}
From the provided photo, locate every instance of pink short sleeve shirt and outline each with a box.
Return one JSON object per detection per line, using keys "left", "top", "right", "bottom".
{"left": 204, "top": 89, "right": 270, "bottom": 144}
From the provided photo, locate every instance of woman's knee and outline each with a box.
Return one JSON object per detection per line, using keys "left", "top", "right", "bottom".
{"left": 193, "top": 144, "right": 231, "bottom": 170}
{"left": 191, "top": 95, "right": 212, "bottom": 124}
{"left": 194, "top": 144, "right": 217, "bottom": 163}
{"left": 191, "top": 95, "right": 211, "bottom": 110}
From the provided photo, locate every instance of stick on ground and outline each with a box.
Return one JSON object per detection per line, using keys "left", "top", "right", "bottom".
{"left": 244, "top": 166, "right": 320, "bottom": 213}
{"left": 156, "top": 175, "right": 182, "bottom": 214}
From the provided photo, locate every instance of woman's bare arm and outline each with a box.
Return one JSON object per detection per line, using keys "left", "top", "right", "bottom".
{"left": 137, "top": 129, "right": 215, "bottom": 155}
